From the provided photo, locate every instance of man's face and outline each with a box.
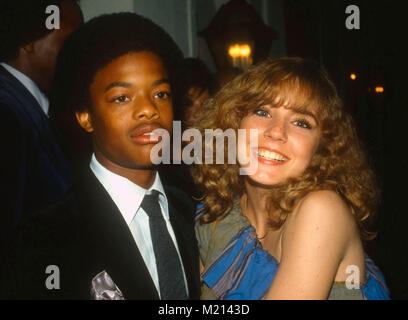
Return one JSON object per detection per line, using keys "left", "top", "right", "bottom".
{"left": 76, "top": 51, "right": 174, "bottom": 171}
{"left": 31, "top": 0, "right": 83, "bottom": 93}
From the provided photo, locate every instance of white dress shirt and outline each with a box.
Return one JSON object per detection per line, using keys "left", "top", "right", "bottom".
{"left": 0, "top": 62, "right": 49, "bottom": 116}
{"left": 90, "top": 154, "right": 188, "bottom": 298}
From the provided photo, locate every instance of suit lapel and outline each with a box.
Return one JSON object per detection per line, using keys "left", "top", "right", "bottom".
{"left": 74, "top": 167, "right": 159, "bottom": 299}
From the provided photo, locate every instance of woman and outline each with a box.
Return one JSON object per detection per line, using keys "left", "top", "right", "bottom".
{"left": 192, "top": 57, "right": 390, "bottom": 300}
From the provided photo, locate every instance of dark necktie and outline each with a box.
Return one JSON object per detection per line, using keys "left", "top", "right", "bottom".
{"left": 140, "top": 190, "right": 187, "bottom": 300}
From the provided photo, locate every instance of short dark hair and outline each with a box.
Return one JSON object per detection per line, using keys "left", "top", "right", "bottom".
{"left": 0, "top": 0, "right": 79, "bottom": 61}
{"left": 51, "top": 12, "right": 184, "bottom": 115}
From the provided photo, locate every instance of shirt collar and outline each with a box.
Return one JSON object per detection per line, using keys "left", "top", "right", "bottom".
{"left": 0, "top": 62, "right": 49, "bottom": 116}
{"left": 90, "top": 153, "right": 168, "bottom": 225}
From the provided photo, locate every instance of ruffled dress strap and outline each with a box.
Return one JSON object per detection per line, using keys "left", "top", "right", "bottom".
{"left": 195, "top": 198, "right": 278, "bottom": 300}
{"left": 195, "top": 197, "right": 261, "bottom": 299}
{"left": 195, "top": 198, "right": 250, "bottom": 268}
{"left": 202, "top": 225, "right": 278, "bottom": 300}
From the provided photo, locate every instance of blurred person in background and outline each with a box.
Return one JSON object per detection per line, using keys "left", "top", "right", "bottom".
{"left": 0, "top": 0, "right": 82, "bottom": 287}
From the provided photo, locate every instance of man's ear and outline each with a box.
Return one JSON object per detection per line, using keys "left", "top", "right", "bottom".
{"left": 75, "top": 109, "right": 94, "bottom": 133}
{"left": 20, "top": 43, "right": 35, "bottom": 55}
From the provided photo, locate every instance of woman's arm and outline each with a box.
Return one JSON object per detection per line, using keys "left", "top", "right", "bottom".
{"left": 264, "top": 190, "right": 356, "bottom": 300}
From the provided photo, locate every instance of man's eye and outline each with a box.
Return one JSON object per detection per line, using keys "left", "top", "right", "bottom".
{"left": 111, "top": 95, "right": 130, "bottom": 103}
{"left": 253, "top": 108, "right": 270, "bottom": 117}
{"left": 293, "top": 119, "right": 312, "bottom": 129}
{"left": 154, "top": 91, "right": 171, "bottom": 99}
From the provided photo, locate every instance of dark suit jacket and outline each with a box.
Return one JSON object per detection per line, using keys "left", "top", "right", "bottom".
{"left": 0, "top": 65, "right": 71, "bottom": 280}
{"left": 4, "top": 167, "right": 201, "bottom": 300}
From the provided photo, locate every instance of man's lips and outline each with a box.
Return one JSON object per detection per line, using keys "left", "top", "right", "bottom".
{"left": 130, "top": 123, "right": 165, "bottom": 144}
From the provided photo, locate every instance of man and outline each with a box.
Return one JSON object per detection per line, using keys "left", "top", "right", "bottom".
{"left": 4, "top": 13, "right": 200, "bottom": 300}
{"left": 0, "top": 0, "right": 83, "bottom": 284}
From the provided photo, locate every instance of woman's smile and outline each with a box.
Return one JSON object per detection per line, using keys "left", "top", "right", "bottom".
{"left": 255, "top": 148, "right": 290, "bottom": 165}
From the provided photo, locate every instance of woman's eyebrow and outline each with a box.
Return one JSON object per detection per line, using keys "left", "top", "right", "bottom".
{"left": 291, "top": 107, "right": 319, "bottom": 123}
{"left": 104, "top": 81, "right": 132, "bottom": 92}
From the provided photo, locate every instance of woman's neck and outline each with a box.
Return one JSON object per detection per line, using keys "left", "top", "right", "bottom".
{"left": 241, "top": 179, "right": 278, "bottom": 239}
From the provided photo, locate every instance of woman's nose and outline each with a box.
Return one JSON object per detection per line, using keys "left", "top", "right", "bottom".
{"left": 264, "top": 118, "right": 287, "bottom": 142}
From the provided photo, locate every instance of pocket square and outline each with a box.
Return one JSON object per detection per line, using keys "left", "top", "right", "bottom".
{"left": 90, "top": 270, "right": 125, "bottom": 300}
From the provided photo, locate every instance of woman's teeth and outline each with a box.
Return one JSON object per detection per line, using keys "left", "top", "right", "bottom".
{"left": 257, "top": 150, "right": 287, "bottom": 162}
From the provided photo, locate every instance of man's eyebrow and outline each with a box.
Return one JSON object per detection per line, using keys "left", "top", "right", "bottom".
{"left": 152, "top": 78, "right": 170, "bottom": 86}
{"left": 104, "top": 79, "right": 170, "bottom": 92}
{"left": 104, "top": 82, "right": 133, "bottom": 92}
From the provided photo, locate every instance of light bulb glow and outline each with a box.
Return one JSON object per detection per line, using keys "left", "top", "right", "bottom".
{"left": 240, "top": 44, "right": 251, "bottom": 57}
{"left": 228, "top": 43, "right": 253, "bottom": 70}
{"left": 228, "top": 44, "right": 241, "bottom": 58}
{"left": 375, "top": 86, "right": 384, "bottom": 93}
{"left": 228, "top": 44, "right": 252, "bottom": 58}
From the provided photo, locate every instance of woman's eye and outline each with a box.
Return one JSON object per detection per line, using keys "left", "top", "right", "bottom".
{"left": 154, "top": 91, "right": 171, "bottom": 99}
{"left": 111, "top": 95, "right": 130, "bottom": 103}
{"left": 253, "top": 108, "right": 270, "bottom": 117}
{"left": 293, "top": 119, "right": 312, "bottom": 129}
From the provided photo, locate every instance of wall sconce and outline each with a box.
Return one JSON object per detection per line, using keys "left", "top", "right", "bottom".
{"left": 199, "top": 0, "right": 276, "bottom": 72}
{"left": 350, "top": 73, "right": 357, "bottom": 80}
{"left": 228, "top": 43, "right": 253, "bottom": 70}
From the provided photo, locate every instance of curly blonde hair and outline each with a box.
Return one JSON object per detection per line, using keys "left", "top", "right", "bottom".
{"left": 190, "top": 57, "right": 379, "bottom": 241}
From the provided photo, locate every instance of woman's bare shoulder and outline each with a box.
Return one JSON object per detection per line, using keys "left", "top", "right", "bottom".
{"left": 294, "top": 190, "right": 354, "bottom": 223}
{"left": 283, "top": 190, "right": 358, "bottom": 247}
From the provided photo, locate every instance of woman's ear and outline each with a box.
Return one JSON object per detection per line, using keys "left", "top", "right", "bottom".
{"left": 75, "top": 109, "right": 94, "bottom": 133}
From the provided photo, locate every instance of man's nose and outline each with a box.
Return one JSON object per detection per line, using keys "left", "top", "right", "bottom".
{"left": 133, "top": 95, "right": 159, "bottom": 120}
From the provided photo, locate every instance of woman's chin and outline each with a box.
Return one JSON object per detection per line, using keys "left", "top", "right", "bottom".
{"left": 245, "top": 175, "right": 286, "bottom": 189}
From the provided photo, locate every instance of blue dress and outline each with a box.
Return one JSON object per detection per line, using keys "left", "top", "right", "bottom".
{"left": 195, "top": 200, "right": 390, "bottom": 300}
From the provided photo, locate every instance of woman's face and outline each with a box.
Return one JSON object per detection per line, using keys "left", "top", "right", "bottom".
{"left": 239, "top": 104, "right": 320, "bottom": 187}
